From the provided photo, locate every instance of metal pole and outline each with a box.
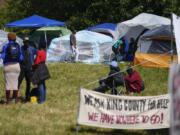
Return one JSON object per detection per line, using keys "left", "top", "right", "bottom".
{"left": 76, "top": 87, "right": 82, "bottom": 135}
{"left": 44, "top": 30, "right": 48, "bottom": 50}
{"left": 170, "top": 12, "right": 174, "bottom": 63}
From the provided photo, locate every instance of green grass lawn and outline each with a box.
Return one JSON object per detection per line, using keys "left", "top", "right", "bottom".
{"left": 0, "top": 62, "right": 169, "bottom": 135}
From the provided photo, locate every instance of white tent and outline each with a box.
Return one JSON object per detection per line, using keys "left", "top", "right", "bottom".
{"left": 115, "top": 13, "right": 171, "bottom": 41}
{"left": 47, "top": 30, "right": 113, "bottom": 63}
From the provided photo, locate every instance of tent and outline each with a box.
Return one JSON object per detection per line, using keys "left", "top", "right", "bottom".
{"left": 47, "top": 30, "right": 113, "bottom": 63}
{"left": 115, "top": 13, "right": 170, "bottom": 42}
{"left": 5, "top": 15, "right": 66, "bottom": 47}
{"left": 133, "top": 25, "right": 177, "bottom": 68}
{"left": 5, "top": 15, "right": 66, "bottom": 27}
{"left": 0, "top": 30, "right": 23, "bottom": 66}
{"left": 30, "top": 26, "right": 71, "bottom": 47}
{"left": 86, "top": 23, "right": 117, "bottom": 38}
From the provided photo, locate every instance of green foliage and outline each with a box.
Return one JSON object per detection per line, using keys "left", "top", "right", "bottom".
{"left": 0, "top": 0, "right": 180, "bottom": 33}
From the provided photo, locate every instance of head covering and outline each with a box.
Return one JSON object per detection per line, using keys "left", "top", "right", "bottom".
{"left": 8, "top": 32, "right": 16, "bottom": 41}
{"left": 39, "top": 41, "right": 46, "bottom": 49}
{"left": 110, "top": 61, "right": 118, "bottom": 67}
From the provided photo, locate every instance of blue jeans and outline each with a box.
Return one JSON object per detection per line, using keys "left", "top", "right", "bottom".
{"left": 38, "top": 81, "right": 46, "bottom": 104}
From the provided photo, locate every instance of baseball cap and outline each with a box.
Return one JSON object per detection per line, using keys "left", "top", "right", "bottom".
{"left": 110, "top": 61, "right": 118, "bottom": 67}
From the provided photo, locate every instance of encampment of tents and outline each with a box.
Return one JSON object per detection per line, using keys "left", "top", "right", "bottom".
{"left": 86, "top": 23, "right": 117, "bottom": 38}
{"left": 133, "top": 25, "right": 177, "bottom": 68}
{"left": 30, "top": 26, "right": 71, "bottom": 47}
{"left": 0, "top": 30, "right": 23, "bottom": 66}
{"left": 115, "top": 13, "right": 170, "bottom": 42}
{"left": 47, "top": 30, "right": 113, "bottom": 63}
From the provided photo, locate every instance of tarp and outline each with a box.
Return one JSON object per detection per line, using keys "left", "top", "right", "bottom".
{"left": 47, "top": 30, "right": 113, "bottom": 63}
{"left": 0, "top": 30, "right": 23, "bottom": 66}
{"left": 5, "top": 15, "right": 66, "bottom": 27}
{"left": 77, "top": 88, "right": 170, "bottom": 129}
{"left": 86, "top": 23, "right": 117, "bottom": 38}
{"left": 173, "top": 13, "right": 180, "bottom": 63}
{"left": 30, "top": 26, "right": 71, "bottom": 47}
{"left": 115, "top": 13, "right": 170, "bottom": 41}
{"left": 133, "top": 25, "right": 177, "bottom": 68}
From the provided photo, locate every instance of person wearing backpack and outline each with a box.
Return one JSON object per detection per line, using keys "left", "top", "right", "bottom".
{"left": 1, "top": 32, "right": 23, "bottom": 105}
{"left": 93, "top": 61, "right": 125, "bottom": 95}
{"left": 18, "top": 36, "right": 37, "bottom": 101}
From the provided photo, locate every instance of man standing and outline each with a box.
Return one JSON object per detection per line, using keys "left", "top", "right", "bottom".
{"left": 18, "top": 36, "right": 37, "bottom": 101}
{"left": 70, "top": 29, "right": 79, "bottom": 62}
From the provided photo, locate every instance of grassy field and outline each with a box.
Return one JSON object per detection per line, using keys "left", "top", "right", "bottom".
{"left": 0, "top": 62, "right": 169, "bottom": 135}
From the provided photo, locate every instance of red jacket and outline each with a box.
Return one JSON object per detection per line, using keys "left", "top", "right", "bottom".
{"left": 125, "top": 70, "right": 143, "bottom": 92}
{"left": 34, "top": 50, "right": 46, "bottom": 68}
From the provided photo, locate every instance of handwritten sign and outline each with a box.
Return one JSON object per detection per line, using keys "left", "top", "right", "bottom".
{"left": 78, "top": 88, "right": 170, "bottom": 129}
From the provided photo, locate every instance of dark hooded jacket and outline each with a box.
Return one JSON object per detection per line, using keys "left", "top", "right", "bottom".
{"left": 105, "top": 66, "right": 124, "bottom": 88}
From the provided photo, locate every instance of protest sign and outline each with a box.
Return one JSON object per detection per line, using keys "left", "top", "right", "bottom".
{"left": 77, "top": 88, "right": 170, "bottom": 129}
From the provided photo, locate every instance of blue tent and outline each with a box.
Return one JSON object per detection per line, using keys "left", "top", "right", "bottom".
{"left": 85, "top": 23, "right": 117, "bottom": 38}
{"left": 86, "top": 23, "right": 117, "bottom": 31}
{"left": 5, "top": 15, "right": 66, "bottom": 27}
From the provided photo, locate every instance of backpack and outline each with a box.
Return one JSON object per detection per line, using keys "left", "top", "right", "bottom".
{"left": 113, "top": 72, "right": 125, "bottom": 86}
{"left": 6, "top": 43, "right": 20, "bottom": 60}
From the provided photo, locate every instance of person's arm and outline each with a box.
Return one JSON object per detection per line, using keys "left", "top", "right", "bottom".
{"left": 34, "top": 51, "right": 40, "bottom": 67}
{"left": 1, "top": 45, "right": 6, "bottom": 60}
{"left": 19, "top": 46, "right": 24, "bottom": 61}
{"left": 33, "top": 47, "right": 37, "bottom": 55}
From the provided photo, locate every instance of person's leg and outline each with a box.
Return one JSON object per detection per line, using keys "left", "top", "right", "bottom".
{"left": 6, "top": 90, "right": 10, "bottom": 104}
{"left": 13, "top": 90, "right": 18, "bottom": 104}
{"left": 38, "top": 82, "right": 44, "bottom": 104}
{"left": 42, "top": 81, "right": 46, "bottom": 102}
{"left": 25, "top": 71, "right": 31, "bottom": 101}
{"left": 74, "top": 47, "right": 79, "bottom": 62}
{"left": 18, "top": 69, "right": 25, "bottom": 89}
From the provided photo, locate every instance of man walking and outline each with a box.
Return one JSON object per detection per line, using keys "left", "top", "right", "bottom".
{"left": 70, "top": 29, "right": 79, "bottom": 62}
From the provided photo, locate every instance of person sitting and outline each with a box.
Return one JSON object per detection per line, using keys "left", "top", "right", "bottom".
{"left": 125, "top": 67, "right": 144, "bottom": 94}
{"left": 93, "top": 61, "right": 125, "bottom": 95}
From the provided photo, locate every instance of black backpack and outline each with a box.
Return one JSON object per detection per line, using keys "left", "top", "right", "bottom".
{"left": 113, "top": 72, "right": 125, "bottom": 86}
{"left": 6, "top": 43, "right": 20, "bottom": 60}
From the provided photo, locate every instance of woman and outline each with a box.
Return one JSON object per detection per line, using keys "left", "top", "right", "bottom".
{"left": 33, "top": 42, "right": 49, "bottom": 104}
{"left": 1, "top": 32, "right": 23, "bottom": 104}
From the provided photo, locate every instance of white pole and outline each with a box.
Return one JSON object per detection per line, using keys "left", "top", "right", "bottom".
{"left": 44, "top": 30, "right": 48, "bottom": 50}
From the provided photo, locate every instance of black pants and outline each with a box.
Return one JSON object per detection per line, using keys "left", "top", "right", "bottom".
{"left": 93, "top": 79, "right": 118, "bottom": 95}
{"left": 18, "top": 69, "right": 32, "bottom": 100}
